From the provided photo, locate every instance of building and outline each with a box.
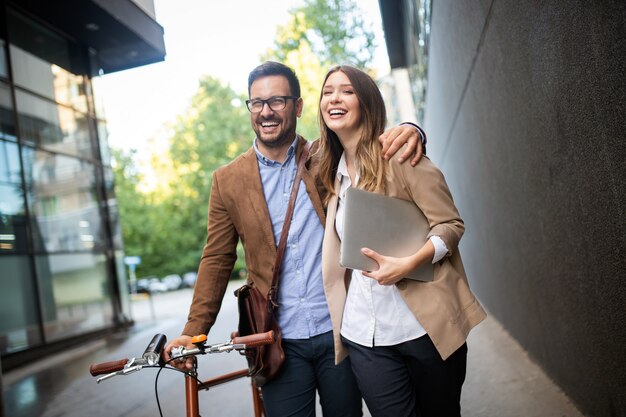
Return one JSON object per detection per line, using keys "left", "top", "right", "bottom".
{"left": 0, "top": 0, "right": 165, "bottom": 372}
{"left": 379, "top": 1, "right": 625, "bottom": 416}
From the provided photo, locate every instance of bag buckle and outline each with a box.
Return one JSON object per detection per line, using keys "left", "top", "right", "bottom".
{"left": 267, "top": 287, "right": 279, "bottom": 311}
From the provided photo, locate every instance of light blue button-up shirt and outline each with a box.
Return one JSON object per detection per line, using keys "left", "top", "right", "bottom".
{"left": 253, "top": 137, "right": 333, "bottom": 339}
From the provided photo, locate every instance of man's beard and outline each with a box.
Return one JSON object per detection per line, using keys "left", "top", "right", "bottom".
{"left": 257, "top": 132, "right": 292, "bottom": 148}
{"left": 254, "top": 117, "right": 293, "bottom": 149}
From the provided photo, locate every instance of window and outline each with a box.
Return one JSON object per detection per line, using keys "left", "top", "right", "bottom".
{"left": 0, "top": 140, "right": 27, "bottom": 253}
{"left": 7, "top": 7, "right": 87, "bottom": 83}
{"left": 35, "top": 253, "right": 112, "bottom": 342}
{"left": 0, "top": 39, "right": 8, "bottom": 79}
{"left": 0, "top": 81, "right": 17, "bottom": 141}
{"left": 15, "top": 90, "right": 93, "bottom": 159}
{"left": 21, "top": 147, "right": 105, "bottom": 253}
{"left": 0, "top": 255, "right": 42, "bottom": 353}
{"left": 0, "top": 6, "right": 127, "bottom": 354}
{"left": 97, "top": 120, "right": 111, "bottom": 165}
{"left": 405, "top": 0, "right": 432, "bottom": 124}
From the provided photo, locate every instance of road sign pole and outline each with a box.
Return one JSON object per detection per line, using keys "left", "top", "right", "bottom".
{"left": 124, "top": 256, "right": 141, "bottom": 320}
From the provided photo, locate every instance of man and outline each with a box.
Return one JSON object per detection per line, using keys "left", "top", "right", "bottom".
{"left": 164, "top": 61, "right": 424, "bottom": 416}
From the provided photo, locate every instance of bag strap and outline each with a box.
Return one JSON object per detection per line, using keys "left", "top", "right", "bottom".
{"left": 268, "top": 140, "right": 312, "bottom": 309}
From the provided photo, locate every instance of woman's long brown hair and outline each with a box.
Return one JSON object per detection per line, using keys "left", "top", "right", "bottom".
{"left": 317, "top": 65, "right": 388, "bottom": 205}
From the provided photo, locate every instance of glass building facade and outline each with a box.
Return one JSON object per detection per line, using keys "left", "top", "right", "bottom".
{"left": 379, "top": 0, "right": 431, "bottom": 125}
{"left": 0, "top": 0, "right": 164, "bottom": 367}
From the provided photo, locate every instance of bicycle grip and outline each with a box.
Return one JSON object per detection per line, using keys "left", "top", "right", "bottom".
{"left": 89, "top": 358, "right": 129, "bottom": 376}
{"left": 232, "top": 330, "right": 275, "bottom": 348}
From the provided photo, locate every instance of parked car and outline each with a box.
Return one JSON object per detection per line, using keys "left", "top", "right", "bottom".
{"left": 162, "top": 274, "right": 183, "bottom": 291}
{"left": 134, "top": 276, "right": 157, "bottom": 294}
{"left": 182, "top": 272, "right": 197, "bottom": 288}
{"left": 147, "top": 278, "right": 168, "bottom": 293}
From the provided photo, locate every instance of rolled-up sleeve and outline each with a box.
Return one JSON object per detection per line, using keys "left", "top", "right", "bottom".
{"left": 392, "top": 156, "right": 464, "bottom": 257}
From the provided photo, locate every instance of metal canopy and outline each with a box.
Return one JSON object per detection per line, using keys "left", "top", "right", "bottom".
{"left": 10, "top": 0, "right": 166, "bottom": 75}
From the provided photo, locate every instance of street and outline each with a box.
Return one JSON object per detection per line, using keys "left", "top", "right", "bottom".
{"left": 3, "top": 280, "right": 584, "bottom": 417}
{"left": 4, "top": 281, "right": 264, "bottom": 417}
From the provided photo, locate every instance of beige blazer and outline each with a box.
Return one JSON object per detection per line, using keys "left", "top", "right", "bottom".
{"left": 183, "top": 137, "right": 325, "bottom": 336}
{"left": 322, "top": 155, "right": 486, "bottom": 363}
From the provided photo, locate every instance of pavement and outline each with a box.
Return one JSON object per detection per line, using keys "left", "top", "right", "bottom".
{"left": 2, "top": 280, "right": 585, "bottom": 417}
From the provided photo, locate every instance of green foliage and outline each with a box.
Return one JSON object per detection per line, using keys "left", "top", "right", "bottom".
{"left": 267, "top": 0, "right": 375, "bottom": 68}
{"left": 113, "top": 77, "right": 251, "bottom": 279}
{"left": 113, "top": 1, "right": 377, "bottom": 281}
{"left": 111, "top": 148, "right": 156, "bottom": 274}
{"left": 164, "top": 76, "right": 251, "bottom": 277}
{"left": 262, "top": 0, "right": 376, "bottom": 140}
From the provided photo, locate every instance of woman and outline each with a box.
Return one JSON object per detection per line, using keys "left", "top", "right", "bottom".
{"left": 318, "top": 65, "right": 486, "bottom": 417}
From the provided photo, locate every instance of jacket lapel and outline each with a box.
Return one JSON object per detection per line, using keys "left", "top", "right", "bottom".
{"left": 241, "top": 137, "right": 322, "bottom": 253}
{"left": 297, "top": 136, "right": 326, "bottom": 225}
{"left": 241, "top": 147, "right": 277, "bottom": 252}
{"left": 322, "top": 178, "right": 341, "bottom": 280}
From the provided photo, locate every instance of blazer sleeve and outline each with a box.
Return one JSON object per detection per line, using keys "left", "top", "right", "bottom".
{"left": 182, "top": 169, "right": 239, "bottom": 336}
{"left": 390, "top": 156, "right": 464, "bottom": 257}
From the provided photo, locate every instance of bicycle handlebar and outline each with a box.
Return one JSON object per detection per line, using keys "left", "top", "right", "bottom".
{"left": 231, "top": 330, "right": 275, "bottom": 348}
{"left": 89, "top": 330, "right": 276, "bottom": 380}
{"left": 170, "top": 330, "right": 276, "bottom": 360}
{"left": 90, "top": 358, "right": 130, "bottom": 376}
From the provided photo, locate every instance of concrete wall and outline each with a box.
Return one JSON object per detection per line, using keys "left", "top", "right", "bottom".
{"left": 423, "top": 1, "right": 626, "bottom": 416}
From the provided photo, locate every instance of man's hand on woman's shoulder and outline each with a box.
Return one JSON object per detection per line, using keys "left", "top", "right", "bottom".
{"left": 378, "top": 123, "right": 426, "bottom": 166}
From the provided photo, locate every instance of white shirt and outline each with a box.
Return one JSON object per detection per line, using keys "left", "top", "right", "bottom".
{"left": 335, "top": 153, "right": 447, "bottom": 347}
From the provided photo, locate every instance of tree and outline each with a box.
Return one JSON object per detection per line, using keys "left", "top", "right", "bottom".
{"left": 267, "top": 0, "right": 376, "bottom": 69}
{"left": 110, "top": 148, "right": 155, "bottom": 274}
{"left": 113, "top": 1, "right": 378, "bottom": 279}
{"left": 112, "top": 77, "right": 252, "bottom": 278}
{"left": 160, "top": 76, "right": 251, "bottom": 276}
{"left": 262, "top": 0, "right": 377, "bottom": 140}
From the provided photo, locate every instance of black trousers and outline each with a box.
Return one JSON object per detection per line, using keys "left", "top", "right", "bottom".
{"left": 342, "top": 335, "right": 467, "bottom": 417}
{"left": 261, "top": 331, "right": 362, "bottom": 417}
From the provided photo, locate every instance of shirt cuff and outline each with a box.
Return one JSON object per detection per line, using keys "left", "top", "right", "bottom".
{"left": 400, "top": 122, "right": 427, "bottom": 148}
{"left": 429, "top": 235, "right": 448, "bottom": 263}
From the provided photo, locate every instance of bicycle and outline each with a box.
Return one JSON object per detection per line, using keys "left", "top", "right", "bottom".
{"left": 89, "top": 330, "right": 275, "bottom": 417}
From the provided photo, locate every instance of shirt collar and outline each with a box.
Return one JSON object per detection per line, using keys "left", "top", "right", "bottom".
{"left": 336, "top": 152, "right": 360, "bottom": 189}
{"left": 254, "top": 135, "right": 298, "bottom": 166}
{"left": 336, "top": 152, "right": 349, "bottom": 178}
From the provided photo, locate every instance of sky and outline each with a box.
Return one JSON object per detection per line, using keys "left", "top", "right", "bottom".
{"left": 95, "top": 0, "right": 390, "bottom": 152}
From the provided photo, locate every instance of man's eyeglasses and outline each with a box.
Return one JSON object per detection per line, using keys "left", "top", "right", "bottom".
{"left": 245, "top": 96, "right": 299, "bottom": 113}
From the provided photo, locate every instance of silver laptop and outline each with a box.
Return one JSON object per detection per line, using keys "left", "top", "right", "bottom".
{"left": 340, "top": 187, "right": 434, "bottom": 282}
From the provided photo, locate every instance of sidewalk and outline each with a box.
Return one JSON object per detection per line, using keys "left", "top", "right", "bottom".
{"left": 2, "top": 280, "right": 584, "bottom": 417}
{"left": 462, "top": 314, "right": 584, "bottom": 417}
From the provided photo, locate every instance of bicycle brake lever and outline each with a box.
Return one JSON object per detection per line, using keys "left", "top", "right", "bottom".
{"left": 206, "top": 342, "right": 237, "bottom": 353}
{"left": 171, "top": 346, "right": 203, "bottom": 360}
{"left": 96, "top": 372, "right": 117, "bottom": 383}
{"left": 206, "top": 342, "right": 248, "bottom": 353}
{"left": 95, "top": 358, "right": 148, "bottom": 383}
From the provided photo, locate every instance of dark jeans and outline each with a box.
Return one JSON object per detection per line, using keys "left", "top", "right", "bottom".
{"left": 342, "top": 335, "right": 467, "bottom": 417}
{"left": 261, "top": 331, "right": 362, "bottom": 417}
